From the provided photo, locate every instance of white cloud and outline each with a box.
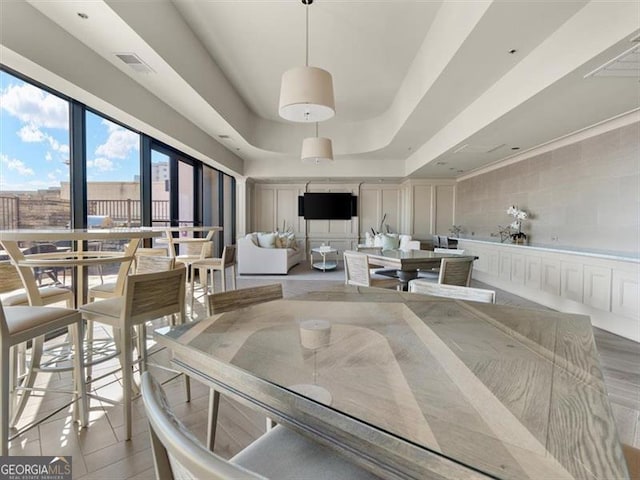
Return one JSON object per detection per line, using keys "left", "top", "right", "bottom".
{"left": 0, "top": 153, "right": 35, "bottom": 176}
{"left": 16, "top": 123, "right": 69, "bottom": 156}
{"left": 45, "top": 152, "right": 53, "bottom": 162}
{"left": 87, "top": 157, "right": 114, "bottom": 172}
{"left": 17, "top": 124, "right": 45, "bottom": 142}
{"left": 95, "top": 120, "right": 138, "bottom": 159}
{"left": 0, "top": 83, "right": 68, "bottom": 129}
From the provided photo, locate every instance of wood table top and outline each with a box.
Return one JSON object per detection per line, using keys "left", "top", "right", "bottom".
{"left": 155, "top": 285, "right": 628, "bottom": 480}
{"left": 367, "top": 249, "right": 477, "bottom": 270}
{"left": 0, "top": 228, "right": 163, "bottom": 241}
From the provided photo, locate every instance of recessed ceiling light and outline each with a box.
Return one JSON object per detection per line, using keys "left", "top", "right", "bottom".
{"left": 218, "top": 135, "right": 230, "bottom": 139}
{"left": 511, "top": 147, "right": 520, "bottom": 150}
{"left": 235, "top": 148, "right": 240, "bottom": 151}
{"left": 407, "top": 147, "right": 412, "bottom": 151}
{"left": 457, "top": 170, "right": 464, "bottom": 173}
{"left": 508, "top": 49, "right": 517, "bottom": 54}
{"left": 449, "top": 167, "right": 455, "bottom": 170}
{"left": 436, "top": 161, "right": 447, "bottom": 165}
{"left": 77, "top": 12, "right": 88, "bottom": 19}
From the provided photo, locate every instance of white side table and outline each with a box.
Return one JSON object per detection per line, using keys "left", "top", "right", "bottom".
{"left": 310, "top": 247, "right": 338, "bottom": 271}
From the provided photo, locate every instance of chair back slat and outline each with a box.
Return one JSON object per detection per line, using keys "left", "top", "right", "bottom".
{"left": 141, "top": 373, "right": 264, "bottom": 480}
{"left": 136, "top": 256, "right": 175, "bottom": 274}
{"left": 438, "top": 257, "right": 474, "bottom": 286}
{"left": 434, "top": 248, "right": 465, "bottom": 255}
{"left": 356, "top": 246, "right": 382, "bottom": 254}
{"left": 207, "top": 284, "right": 282, "bottom": 316}
{"left": 0, "top": 262, "right": 24, "bottom": 294}
{"left": 408, "top": 281, "right": 495, "bottom": 303}
{"left": 124, "top": 265, "right": 186, "bottom": 325}
{"left": 343, "top": 251, "right": 371, "bottom": 287}
{"left": 222, "top": 245, "right": 237, "bottom": 266}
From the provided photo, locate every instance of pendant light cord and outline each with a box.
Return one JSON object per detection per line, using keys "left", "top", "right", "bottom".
{"left": 305, "top": 2, "right": 309, "bottom": 67}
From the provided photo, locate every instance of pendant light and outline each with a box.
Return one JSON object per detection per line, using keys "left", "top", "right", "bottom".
{"left": 301, "top": 122, "right": 333, "bottom": 164}
{"left": 279, "top": 0, "right": 335, "bottom": 123}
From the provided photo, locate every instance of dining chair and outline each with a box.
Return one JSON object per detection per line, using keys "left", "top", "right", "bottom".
{"left": 132, "top": 246, "right": 169, "bottom": 271}
{"left": 141, "top": 372, "right": 381, "bottom": 480}
{"left": 1, "top": 300, "right": 88, "bottom": 456}
{"left": 190, "top": 245, "right": 237, "bottom": 312}
{"left": 0, "top": 260, "right": 75, "bottom": 421}
{"left": 623, "top": 444, "right": 639, "bottom": 480}
{"left": 205, "top": 283, "right": 283, "bottom": 450}
{"left": 438, "top": 257, "right": 474, "bottom": 286}
{"left": 207, "top": 283, "right": 282, "bottom": 316}
{"left": 419, "top": 257, "right": 474, "bottom": 286}
{"left": 432, "top": 235, "right": 440, "bottom": 249}
{"left": 79, "top": 265, "right": 187, "bottom": 440}
{"left": 343, "top": 251, "right": 399, "bottom": 289}
{"left": 438, "top": 235, "right": 450, "bottom": 249}
{"left": 408, "top": 281, "right": 496, "bottom": 303}
{"left": 0, "top": 261, "right": 73, "bottom": 308}
{"left": 135, "top": 255, "right": 175, "bottom": 274}
{"left": 434, "top": 248, "right": 466, "bottom": 255}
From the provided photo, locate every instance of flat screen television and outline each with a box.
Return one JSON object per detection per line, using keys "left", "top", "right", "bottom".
{"left": 298, "top": 193, "right": 357, "bottom": 220}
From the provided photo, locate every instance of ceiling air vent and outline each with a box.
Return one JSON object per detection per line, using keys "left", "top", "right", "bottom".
{"left": 585, "top": 44, "right": 640, "bottom": 78}
{"left": 114, "top": 53, "right": 155, "bottom": 74}
{"left": 485, "top": 143, "right": 506, "bottom": 154}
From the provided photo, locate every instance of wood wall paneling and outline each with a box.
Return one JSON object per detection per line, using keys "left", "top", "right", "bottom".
{"left": 525, "top": 256, "right": 542, "bottom": 290}
{"left": 435, "top": 185, "right": 454, "bottom": 235}
{"left": 257, "top": 187, "right": 275, "bottom": 233}
{"left": 583, "top": 265, "right": 612, "bottom": 312}
{"left": 499, "top": 252, "right": 512, "bottom": 281}
{"left": 511, "top": 253, "right": 526, "bottom": 285}
{"left": 541, "top": 259, "right": 561, "bottom": 296}
{"left": 560, "top": 261, "right": 584, "bottom": 303}
{"left": 488, "top": 250, "right": 500, "bottom": 276}
{"left": 611, "top": 269, "right": 640, "bottom": 320}
{"left": 459, "top": 239, "right": 639, "bottom": 341}
{"left": 412, "top": 185, "right": 432, "bottom": 238}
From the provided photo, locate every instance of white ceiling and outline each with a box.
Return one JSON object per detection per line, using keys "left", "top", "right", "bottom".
{"left": 3, "top": 0, "right": 640, "bottom": 180}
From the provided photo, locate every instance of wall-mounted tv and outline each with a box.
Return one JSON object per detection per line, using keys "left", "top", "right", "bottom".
{"left": 298, "top": 193, "right": 357, "bottom": 220}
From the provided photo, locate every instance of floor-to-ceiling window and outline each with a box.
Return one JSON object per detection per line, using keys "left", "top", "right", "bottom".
{"left": 1, "top": 67, "right": 237, "bottom": 251}
{"left": 0, "top": 69, "right": 71, "bottom": 230}
{"left": 85, "top": 110, "right": 140, "bottom": 227}
{"left": 150, "top": 149, "right": 171, "bottom": 227}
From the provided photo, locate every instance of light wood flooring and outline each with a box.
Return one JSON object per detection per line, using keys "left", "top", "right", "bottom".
{"left": 5, "top": 263, "right": 639, "bottom": 479}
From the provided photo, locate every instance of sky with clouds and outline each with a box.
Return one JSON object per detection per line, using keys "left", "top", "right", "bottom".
{"left": 0, "top": 70, "right": 139, "bottom": 192}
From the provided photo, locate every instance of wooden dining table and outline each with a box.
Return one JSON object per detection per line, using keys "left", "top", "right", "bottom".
{"left": 366, "top": 249, "right": 477, "bottom": 271}
{"left": 155, "top": 284, "right": 629, "bottom": 480}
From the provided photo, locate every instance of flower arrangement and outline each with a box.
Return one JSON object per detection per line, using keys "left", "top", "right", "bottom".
{"left": 449, "top": 225, "right": 463, "bottom": 237}
{"left": 507, "top": 205, "right": 528, "bottom": 242}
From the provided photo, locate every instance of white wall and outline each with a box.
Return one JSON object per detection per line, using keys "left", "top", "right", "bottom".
{"left": 456, "top": 120, "right": 640, "bottom": 254}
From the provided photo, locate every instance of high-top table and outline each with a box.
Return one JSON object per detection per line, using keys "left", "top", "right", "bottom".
{"left": 0, "top": 228, "right": 162, "bottom": 307}
{"left": 155, "top": 284, "right": 629, "bottom": 480}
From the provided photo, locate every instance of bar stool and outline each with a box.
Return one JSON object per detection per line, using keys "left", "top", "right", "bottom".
{"left": 1, "top": 300, "right": 88, "bottom": 456}
{"left": 79, "top": 265, "right": 187, "bottom": 440}
{"left": 189, "top": 245, "right": 237, "bottom": 312}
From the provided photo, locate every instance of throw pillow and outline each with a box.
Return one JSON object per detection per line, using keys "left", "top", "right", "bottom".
{"left": 257, "top": 232, "right": 276, "bottom": 248}
{"left": 245, "top": 233, "right": 259, "bottom": 246}
{"left": 380, "top": 233, "right": 400, "bottom": 251}
{"left": 399, "top": 234, "right": 412, "bottom": 250}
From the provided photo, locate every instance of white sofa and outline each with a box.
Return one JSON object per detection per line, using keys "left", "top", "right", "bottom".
{"left": 237, "top": 236, "right": 303, "bottom": 275}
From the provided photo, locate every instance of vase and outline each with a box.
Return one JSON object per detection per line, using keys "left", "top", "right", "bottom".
{"left": 514, "top": 237, "right": 527, "bottom": 245}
